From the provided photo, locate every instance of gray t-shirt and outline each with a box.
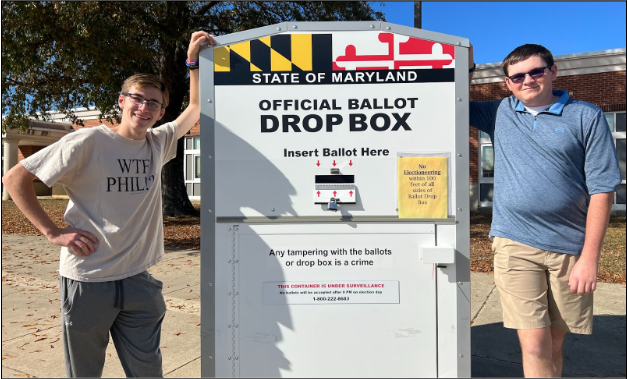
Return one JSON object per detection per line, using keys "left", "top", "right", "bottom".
{"left": 21, "top": 122, "right": 179, "bottom": 281}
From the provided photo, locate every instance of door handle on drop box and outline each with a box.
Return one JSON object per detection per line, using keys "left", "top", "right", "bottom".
{"left": 420, "top": 246, "right": 455, "bottom": 266}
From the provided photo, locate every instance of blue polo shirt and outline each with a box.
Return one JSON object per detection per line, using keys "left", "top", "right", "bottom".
{"left": 470, "top": 90, "right": 621, "bottom": 255}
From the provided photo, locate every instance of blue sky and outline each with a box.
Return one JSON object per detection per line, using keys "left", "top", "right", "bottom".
{"left": 371, "top": 1, "right": 627, "bottom": 64}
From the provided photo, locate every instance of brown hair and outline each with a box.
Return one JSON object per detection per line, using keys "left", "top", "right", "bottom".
{"left": 501, "top": 44, "right": 555, "bottom": 76}
{"left": 121, "top": 74, "right": 169, "bottom": 108}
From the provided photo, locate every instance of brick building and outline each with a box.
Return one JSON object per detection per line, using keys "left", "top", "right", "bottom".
{"left": 3, "top": 48, "right": 625, "bottom": 213}
{"left": 2, "top": 109, "right": 115, "bottom": 199}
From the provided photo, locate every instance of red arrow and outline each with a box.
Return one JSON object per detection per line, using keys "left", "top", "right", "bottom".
{"left": 349, "top": 160, "right": 353, "bottom": 166}
{"left": 349, "top": 191, "right": 353, "bottom": 197}
{"left": 333, "top": 160, "right": 337, "bottom": 167}
{"left": 333, "top": 190, "right": 337, "bottom": 197}
{"left": 317, "top": 191, "right": 321, "bottom": 197}
{"left": 316, "top": 160, "right": 320, "bottom": 167}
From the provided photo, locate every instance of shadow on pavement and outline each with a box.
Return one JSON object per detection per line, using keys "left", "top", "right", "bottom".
{"left": 471, "top": 315, "right": 627, "bottom": 377}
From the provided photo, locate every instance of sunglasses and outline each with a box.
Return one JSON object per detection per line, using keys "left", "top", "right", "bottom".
{"left": 506, "top": 66, "right": 552, "bottom": 84}
{"left": 122, "top": 93, "right": 164, "bottom": 111}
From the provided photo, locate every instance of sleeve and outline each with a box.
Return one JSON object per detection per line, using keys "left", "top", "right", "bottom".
{"left": 469, "top": 99, "right": 502, "bottom": 142}
{"left": 20, "top": 133, "right": 84, "bottom": 187}
{"left": 152, "top": 121, "right": 179, "bottom": 165}
{"left": 583, "top": 109, "right": 622, "bottom": 195}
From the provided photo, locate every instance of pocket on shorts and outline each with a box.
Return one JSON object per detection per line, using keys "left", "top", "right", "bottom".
{"left": 137, "top": 271, "right": 167, "bottom": 316}
{"left": 61, "top": 277, "right": 79, "bottom": 314}
{"left": 492, "top": 237, "right": 511, "bottom": 270}
{"left": 143, "top": 271, "right": 164, "bottom": 289}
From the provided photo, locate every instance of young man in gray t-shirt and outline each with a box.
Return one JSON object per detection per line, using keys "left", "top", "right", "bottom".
{"left": 3, "top": 32, "right": 215, "bottom": 377}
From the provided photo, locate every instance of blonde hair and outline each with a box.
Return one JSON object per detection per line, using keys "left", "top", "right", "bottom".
{"left": 121, "top": 74, "right": 169, "bottom": 108}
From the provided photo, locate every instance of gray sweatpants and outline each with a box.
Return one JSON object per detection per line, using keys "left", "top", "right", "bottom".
{"left": 60, "top": 271, "right": 167, "bottom": 377}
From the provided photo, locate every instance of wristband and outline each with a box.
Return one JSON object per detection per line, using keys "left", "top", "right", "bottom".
{"left": 188, "top": 66, "right": 199, "bottom": 71}
{"left": 469, "top": 63, "right": 476, "bottom": 73}
{"left": 186, "top": 58, "right": 199, "bottom": 68}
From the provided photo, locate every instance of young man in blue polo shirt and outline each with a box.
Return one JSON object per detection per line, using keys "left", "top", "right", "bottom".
{"left": 469, "top": 44, "right": 620, "bottom": 377}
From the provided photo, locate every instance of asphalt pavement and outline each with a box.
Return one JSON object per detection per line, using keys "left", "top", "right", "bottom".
{"left": 2, "top": 234, "right": 625, "bottom": 378}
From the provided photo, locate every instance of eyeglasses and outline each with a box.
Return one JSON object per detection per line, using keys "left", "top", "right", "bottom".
{"left": 122, "top": 93, "right": 164, "bottom": 111}
{"left": 506, "top": 66, "right": 552, "bottom": 84}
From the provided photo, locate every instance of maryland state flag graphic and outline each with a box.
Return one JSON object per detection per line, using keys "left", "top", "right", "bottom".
{"left": 332, "top": 32, "right": 455, "bottom": 70}
{"left": 214, "top": 34, "right": 332, "bottom": 84}
{"left": 214, "top": 32, "right": 454, "bottom": 85}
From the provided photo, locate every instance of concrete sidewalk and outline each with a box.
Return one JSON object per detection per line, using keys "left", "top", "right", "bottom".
{"left": 2, "top": 234, "right": 625, "bottom": 377}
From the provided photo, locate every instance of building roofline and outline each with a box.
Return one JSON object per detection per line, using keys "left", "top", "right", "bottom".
{"left": 472, "top": 47, "right": 626, "bottom": 85}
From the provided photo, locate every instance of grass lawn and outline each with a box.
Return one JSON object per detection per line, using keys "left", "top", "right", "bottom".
{"left": 470, "top": 212, "right": 626, "bottom": 284}
{"left": 2, "top": 199, "right": 625, "bottom": 284}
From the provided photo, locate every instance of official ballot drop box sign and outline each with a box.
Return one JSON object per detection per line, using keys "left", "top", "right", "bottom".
{"left": 200, "top": 22, "right": 471, "bottom": 378}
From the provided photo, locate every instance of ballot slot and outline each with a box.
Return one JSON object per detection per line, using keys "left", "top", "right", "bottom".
{"left": 314, "top": 174, "right": 356, "bottom": 204}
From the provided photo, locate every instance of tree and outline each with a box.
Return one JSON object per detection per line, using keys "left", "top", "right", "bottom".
{"left": 1, "top": 1, "right": 385, "bottom": 216}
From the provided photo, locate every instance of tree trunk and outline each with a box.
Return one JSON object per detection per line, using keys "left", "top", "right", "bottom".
{"left": 161, "top": 138, "right": 199, "bottom": 217}
{"left": 159, "top": 1, "right": 199, "bottom": 217}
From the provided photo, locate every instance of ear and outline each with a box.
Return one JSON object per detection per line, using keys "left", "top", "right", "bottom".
{"left": 505, "top": 77, "right": 513, "bottom": 92}
{"left": 118, "top": 94, "right": 125, "bottom": 109}
{"left": 549, "top": 64, "right": 557, "bottom": 80}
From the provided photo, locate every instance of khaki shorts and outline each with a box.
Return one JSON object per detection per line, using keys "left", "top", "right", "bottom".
{"left": 493, "top": 237, "right": 593, "bottom": 334}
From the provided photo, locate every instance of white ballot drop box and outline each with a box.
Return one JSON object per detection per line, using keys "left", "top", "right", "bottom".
{"left": 200, "top": 21, "right": 471, "bottom": 378}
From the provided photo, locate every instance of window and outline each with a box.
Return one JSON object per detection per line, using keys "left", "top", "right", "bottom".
{"left": 478, "top": 129, "right": 494, "bottom": 206}
{"left": 481, "top": 146, "right": 494, "bottom": 178}
{"left": 605, "top": 112, "right": 626, "bottom": 206}
{"left": 605, "top": 113, "right": 615, "bottom": 132}
{"left": 185, "top": 136, "right": 201, "bottom": 150}
{"left": 480, "top": 183, "right": 494, "bottom": 203}
{"left": 184, "top": 136, "right": 201, "bottom": 198}
{"left": 616, "top": 113, "right": 626, "bottom": 132}
{"left": 195, "top": 156, "right": 201, "bottom": 179}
